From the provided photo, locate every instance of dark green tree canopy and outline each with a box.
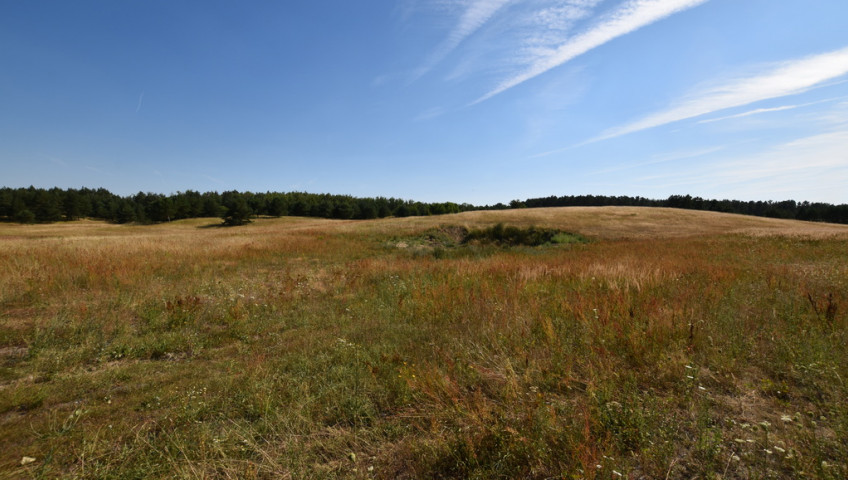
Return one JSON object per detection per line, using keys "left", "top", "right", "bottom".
{"left": 1, "top": 186, "right": 847, "bottom": 225}
{"left": 221, "top": 193, "right": 253, "bottom": 226}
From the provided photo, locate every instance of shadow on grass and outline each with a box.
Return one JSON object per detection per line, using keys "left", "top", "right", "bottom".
{"left": 196, "top": 222, "right": 228, "bottom": 229}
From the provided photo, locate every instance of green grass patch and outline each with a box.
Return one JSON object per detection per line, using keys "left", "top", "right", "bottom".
{"left": 463, "top": 223, "right": 587, "bottom": 247}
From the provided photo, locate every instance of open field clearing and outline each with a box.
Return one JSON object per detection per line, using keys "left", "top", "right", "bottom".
{"left": 1, "top": 207, "right": 847, "bottom": 479}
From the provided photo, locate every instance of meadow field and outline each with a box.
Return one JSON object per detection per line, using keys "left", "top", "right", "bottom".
{"left": 1, "top": 207, "right": 847, "bottom": 479}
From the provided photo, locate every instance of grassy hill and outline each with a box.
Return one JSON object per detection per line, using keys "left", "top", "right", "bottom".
{"left": 1, "top": 208, "right": 846, "bottom": 478}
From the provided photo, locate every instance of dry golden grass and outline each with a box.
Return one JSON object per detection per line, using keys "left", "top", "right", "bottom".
{"left": 394, "top": 206, "right": 848, "bottom": 239}
{"left": 1, "top": 207, "right": 846, "bottom": 479}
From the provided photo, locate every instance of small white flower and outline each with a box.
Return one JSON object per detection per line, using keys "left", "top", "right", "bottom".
{"left": 20, "top": 457, "right": 36, "bottom": 466}
{"left": 780, "top": 414, "right": 792, "bottom": 422}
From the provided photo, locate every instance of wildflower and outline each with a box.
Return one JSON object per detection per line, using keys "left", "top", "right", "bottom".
{"left": 20, "top": 457, "right": 36, "bottom": 466}
{"left": 780, "top": 414, "right": 792, "bottom": 422}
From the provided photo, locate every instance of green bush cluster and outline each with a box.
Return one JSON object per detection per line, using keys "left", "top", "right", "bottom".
{"left": 463, "top": 223, "right": 585, "bottom": 247}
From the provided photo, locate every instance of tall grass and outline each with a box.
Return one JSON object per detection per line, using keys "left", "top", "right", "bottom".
{"left": 1, "top": 211, "right": 846, "bottom": 478}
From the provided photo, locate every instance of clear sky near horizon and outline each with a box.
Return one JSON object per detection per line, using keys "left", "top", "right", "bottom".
{"left": 2, "top": 0, "right": 847, "bottom": 205}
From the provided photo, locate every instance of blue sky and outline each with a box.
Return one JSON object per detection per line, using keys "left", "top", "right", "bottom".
{"left": 2, "top": 0, "right": 847, "bottom": 205}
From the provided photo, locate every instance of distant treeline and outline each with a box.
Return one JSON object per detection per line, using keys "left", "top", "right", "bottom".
{"left": 0, "top": 187, "right": 474, "bottom": 224}
{"left": 510, "top": 194, "right": 848, "bottom": 224}
{"left": 1, "top": 187, "right": 847, "bottom": 225}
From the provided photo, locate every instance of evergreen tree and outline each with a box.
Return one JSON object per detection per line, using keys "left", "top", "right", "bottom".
{"left": 14, "top": 208, "right": 36, "bottom": 224}
{"left": 0, "top": 188, "right": 12, "bottom": 218}
{"left": 357, "top": 199, "right": 378, "bottom": 219}
{"left": 221, "top": 192, "right": 252, "bottom": 226}
{"left": 33, "top": 189, "right": 63, "bottom": 222}
{"left": 201, "top": 194, "right": 225, "bottom": 218}
{"left": 333, "top": 200, "right": 355, "bottom": 219}
{"left": 115, "top": 200, "right": 137, "bottom": 223}
{"left": 267, "top": 195, "right": 288, "bottom": 217}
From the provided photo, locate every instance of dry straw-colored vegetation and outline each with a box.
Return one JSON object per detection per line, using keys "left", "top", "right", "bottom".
{"left": 1, "top": 207, "right": 847, "bottom": 479}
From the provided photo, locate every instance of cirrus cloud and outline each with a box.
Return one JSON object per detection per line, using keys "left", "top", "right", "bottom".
{"left": 591, "top": 46, "right": 848, "bottom": 141}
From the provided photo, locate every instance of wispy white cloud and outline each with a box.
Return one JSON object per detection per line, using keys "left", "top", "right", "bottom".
{"left": 438, "top": 0, "right": 603, "bottom": 84}
{"left": 694, "top": 95, "right": 848, "bottom": 125}
{"left": 513, "top": 0, "right": 604, "bottom": 63}
{"left": 413, "top": 0, "right": 513, "bottom": 80}
{"left": 589, "top": 145, "right": 726, "bottom": 174}
{"left": 720, "top": 129, "right": 848, "bottom": 180}
{"left": 623, "top": 128, "right": 848, "bottom": 202}
{"left": 41, "top": 154, "right": 68, "bottom": 167}
{"left": 696, "top": 105, "right": 802, "bottom": 124}
{"left": 414, "top": 106, "right": 449, "bottom": 121}
{"left": 474, "top": 0, "right": 709, "bottom": 103}
{"left": 136, "top": 92, "right": 144, "bottom": 113}
{"left": 705, "top": 129, "right": 848, "bottom": 202}
{"left": 593, "top": 46, "right": 848, "bottom": 141}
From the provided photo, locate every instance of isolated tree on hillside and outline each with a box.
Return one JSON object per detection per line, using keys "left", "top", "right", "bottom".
{"left": 222, "top": 196, "right": 252, "bottom": 226}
